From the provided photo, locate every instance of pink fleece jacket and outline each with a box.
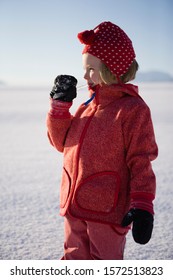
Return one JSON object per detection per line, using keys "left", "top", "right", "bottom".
{"left": 47, "top": 84, "right": 158, "bottom": 226}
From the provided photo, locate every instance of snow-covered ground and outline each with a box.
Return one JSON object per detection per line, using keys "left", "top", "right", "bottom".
{"left": 0, "top": 83, "right": 173, "bottom": 260}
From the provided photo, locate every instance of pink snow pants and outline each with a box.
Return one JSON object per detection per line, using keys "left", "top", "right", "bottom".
{"left": 61, "top": 214, "right": 129, "bottom": 260}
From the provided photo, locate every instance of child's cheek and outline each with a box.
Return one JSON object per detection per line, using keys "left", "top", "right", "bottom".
{"left": 90, "top": 73, "right": 97, "bottom": 83}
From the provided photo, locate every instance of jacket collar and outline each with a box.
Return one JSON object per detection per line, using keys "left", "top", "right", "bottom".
{"left": 88, "top": 83, "right": 139, "bottom": 108}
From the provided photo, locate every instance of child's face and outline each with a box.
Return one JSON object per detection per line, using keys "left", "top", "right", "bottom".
{"left": 82, "top": 53, "right": 102, "bottom": 88}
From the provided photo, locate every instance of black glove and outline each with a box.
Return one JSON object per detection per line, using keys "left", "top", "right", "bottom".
{"left": 50, "top": 75, "right": 77, "bottom": 102}
{"left": 121, "top": 209, "right": 154, "bottom": 244}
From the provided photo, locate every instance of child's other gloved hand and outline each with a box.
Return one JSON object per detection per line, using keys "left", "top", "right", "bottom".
{"left": 121, "top": 209, "right": 154, "bottom": 244}
{"left": 50, "top": 75, "right": 77, "bottom": 102}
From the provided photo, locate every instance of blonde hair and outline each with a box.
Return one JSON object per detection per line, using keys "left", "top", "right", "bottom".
{"left": 100, "top": 59, "right": 139, "bottom": 84}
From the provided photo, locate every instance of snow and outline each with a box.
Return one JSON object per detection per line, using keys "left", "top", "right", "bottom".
{"left": 0, "top": 83, "right": 173, "bottom": 260}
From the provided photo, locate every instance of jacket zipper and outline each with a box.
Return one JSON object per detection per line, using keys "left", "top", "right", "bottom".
{"left": 68, "top": 106, "right": 97, "bottom": 207}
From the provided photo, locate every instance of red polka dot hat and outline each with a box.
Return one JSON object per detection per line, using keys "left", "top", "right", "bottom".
{"left": 77, "top": 21, "right": 136, "bottom": 78}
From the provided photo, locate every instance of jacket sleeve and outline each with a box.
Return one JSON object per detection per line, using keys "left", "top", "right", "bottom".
{"left": 122, "top": 98, "right": 158, "bottom": 213}
{"left": 46, "top": 99, "right": 73, "bottom": 152}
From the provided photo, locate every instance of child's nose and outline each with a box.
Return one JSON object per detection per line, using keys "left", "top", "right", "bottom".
{"left": 83, "top": 72, "right": 88, "bottom": 80}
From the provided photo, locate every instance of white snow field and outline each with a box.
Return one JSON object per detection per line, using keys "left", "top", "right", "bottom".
{"left": 0, "top": 83, "right": 173, "bottom": 260}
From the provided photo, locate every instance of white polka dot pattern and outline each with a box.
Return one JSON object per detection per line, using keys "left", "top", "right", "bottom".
{"left": 78, "top": 21, "right": 136, "bottom": 77}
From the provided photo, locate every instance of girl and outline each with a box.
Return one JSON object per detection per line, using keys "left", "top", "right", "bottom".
{"left": 47, "top": 21, "right": 158, "bottom": 260}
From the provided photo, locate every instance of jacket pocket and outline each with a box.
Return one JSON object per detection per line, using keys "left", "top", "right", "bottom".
{"left": 60, "top": 167, "right": 71, "bottom": 208}
{"left": 74, "top": 171, "right": 120, "bottom": 214}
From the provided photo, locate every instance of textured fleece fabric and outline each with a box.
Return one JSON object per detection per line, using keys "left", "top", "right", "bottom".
{"left": 47, "top": 83, "right": 158, "bottom": 226}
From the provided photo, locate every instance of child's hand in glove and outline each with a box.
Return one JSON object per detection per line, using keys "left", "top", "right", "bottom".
{"left": 50, "top": 75, "right": 77, "bottom": 102}
{"left": 121, "top": 209, "right": 154, "bottom": 244}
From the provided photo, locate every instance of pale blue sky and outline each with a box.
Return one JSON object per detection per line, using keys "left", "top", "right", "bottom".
{"left": 0, "top": 0, "right": 172, "bottom": 86}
